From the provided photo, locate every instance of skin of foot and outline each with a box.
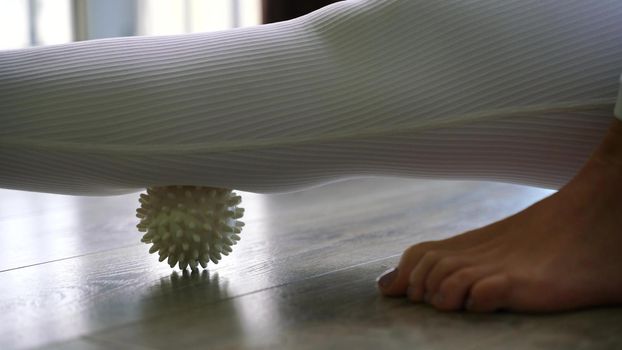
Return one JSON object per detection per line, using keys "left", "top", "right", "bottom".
{"left": 377, "top": 118, "right": 622, "bottom": 313}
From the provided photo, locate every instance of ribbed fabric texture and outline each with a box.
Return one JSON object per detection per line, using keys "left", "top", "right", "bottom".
{"left": 1, "top": 0, "right": 621, "bottom": 195}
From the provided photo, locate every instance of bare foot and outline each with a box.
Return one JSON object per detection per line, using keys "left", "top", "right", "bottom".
{"left": 377, "top": 118, "right": 622, "bottom": 312}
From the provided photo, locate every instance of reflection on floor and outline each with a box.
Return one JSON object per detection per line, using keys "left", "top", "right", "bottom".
{"left": 0, "top": 178, "right": 620, "bottom": 350}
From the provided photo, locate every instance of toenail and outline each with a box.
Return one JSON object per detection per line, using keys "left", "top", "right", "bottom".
{"left": 377, "top": 268, "right": 398, "bottom": 289}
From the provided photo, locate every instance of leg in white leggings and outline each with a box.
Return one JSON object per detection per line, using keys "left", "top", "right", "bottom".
{"left": 1, "top": 0, "right": 621, "bottom": 195}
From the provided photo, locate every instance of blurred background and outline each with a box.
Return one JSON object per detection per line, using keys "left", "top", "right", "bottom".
{"left": 0, "top": 0, "right": 342, "bottom": 50}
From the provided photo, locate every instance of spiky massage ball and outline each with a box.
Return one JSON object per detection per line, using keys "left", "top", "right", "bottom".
{"left": 136, "top": 186, "right": 244, "bottom": 270}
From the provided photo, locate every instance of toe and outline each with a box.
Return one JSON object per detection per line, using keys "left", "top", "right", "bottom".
{"left": 432, "top": 267, "right": 495, "bottom": 311}
{"left": 378, "top": 241, "right": 438, "bottom": 296}
{"left": 423, "top": 255, "right": 470, "bottom": 299}
{"left": 407, "top": 249, "right": 448, "bottom": 302}
{"left": 466, "top": 274, "right": 511, "bottom": 312}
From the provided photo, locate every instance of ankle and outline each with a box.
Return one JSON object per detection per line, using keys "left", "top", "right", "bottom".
{"left": 562, "top": 119, "right": 622, "bottom": 203}
{"left": 592, "top": 119, "right": 622, "bottom": 170}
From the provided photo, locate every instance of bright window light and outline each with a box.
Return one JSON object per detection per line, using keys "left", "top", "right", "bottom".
{"left": 137, "top": 0, "right": 262, "bottom": 36}
{"left": 0, "top": 0, "right": 29, "bottom": 49}
{"left": 36, "top": 0, "right": 72, "bottom": 46}
{"left": 192, "top": 0, "right": 233, "bottom": 32}
{"left": 239, "top": 0, "right": 261, "bottom": 28}
{"left": 0, "top": 0, "right": 261, "bottom": 50}
{"left": 0, "top": 0, "right": 71, "bottom": 50}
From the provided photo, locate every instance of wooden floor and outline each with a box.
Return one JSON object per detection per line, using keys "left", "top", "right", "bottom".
{"left": 1, "top": 178, "right": 621, "bottom": 350}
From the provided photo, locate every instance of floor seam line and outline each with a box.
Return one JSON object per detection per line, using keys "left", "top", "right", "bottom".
{"left": 0, "top": 243, "right": 142, "bottom": 273}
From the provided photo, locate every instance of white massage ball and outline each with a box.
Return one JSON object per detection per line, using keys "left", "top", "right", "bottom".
{"left": 136, "top": 186, "right": 245, "bottom": 270}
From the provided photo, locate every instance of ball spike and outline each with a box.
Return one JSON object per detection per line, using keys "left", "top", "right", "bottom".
{"left": 168, "top": 254, "right": 179, "bottom": 268}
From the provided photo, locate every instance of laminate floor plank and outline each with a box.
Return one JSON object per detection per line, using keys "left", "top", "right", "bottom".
{"left": 86, "top": 261, "right": 622, "bottom": 350}
{"left": 33, "top": 337, "right": 142, "bottom": 350}
{"left": 0, "top": 190, "right": 141, "bottom": 271}
{"left": 3, "top": 178, "right": 614, "bottom": 350}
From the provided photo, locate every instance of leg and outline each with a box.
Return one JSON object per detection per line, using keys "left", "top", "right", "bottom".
{"left": 378, "top": 117, "right": 622, "bottom": 312}
{"left": 1, "top": 0, "right": 621, "bottom": 195}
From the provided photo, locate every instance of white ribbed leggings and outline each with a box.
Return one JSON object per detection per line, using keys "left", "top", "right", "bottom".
{"left": 1, "top": 0, "right": 621, "bottom": 195}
